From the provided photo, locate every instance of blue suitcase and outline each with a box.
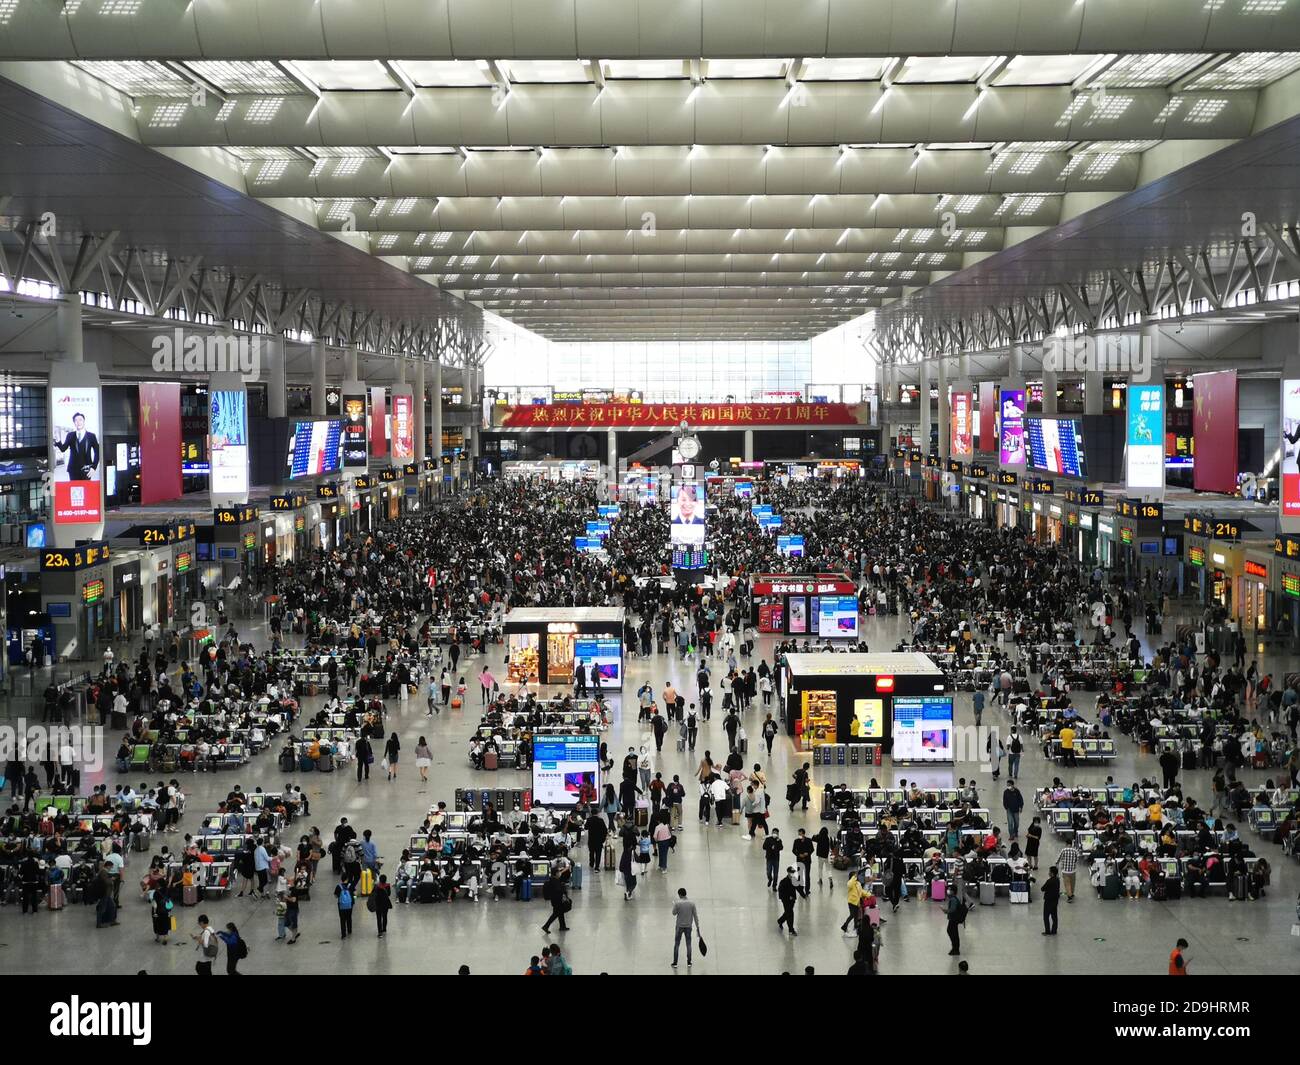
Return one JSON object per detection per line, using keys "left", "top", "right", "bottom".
{"left": 518, "top": 876, "right": 532, "bottom": 901}
{"left": 570, "top": 864, "right": 583, "bottom": 890}
{"left": 298, "top": 755, "right": 314, "bottom": 772}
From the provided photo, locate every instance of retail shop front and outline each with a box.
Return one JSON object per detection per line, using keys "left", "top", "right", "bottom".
{"left": 1062, "top": 489, "right": 1103, "bottom": 566}
{"left": 1240, "top": 548, "right": 1272, "bottom": 641}
{"left": 503, "top": 607, "right": 627, "bottom": 691}
{"left": 781, "top": 653, "right": 950, "bottom": 767}
{"left": 1182, "top": 515, "right": 1245, "bottom": 613}
{"left": 993, "top": 472, "right": 1019, "bottom": 530}
{"left": 1095, "top": 517, "right": 1117, "bottom": 571}
{"left": 751, "top": 573, "right": 860, "bottom": 639}
{"left": 268, "top": 494, "right": 306, "bottom": 566}
{"left": 40, "top": 541, "right": 113, "bottom": 663}
{"left": 922, "top": 455, "right": 941, "bottom": 502}
{"left": 212, "top": 505, "right": 260, "bottom": 594}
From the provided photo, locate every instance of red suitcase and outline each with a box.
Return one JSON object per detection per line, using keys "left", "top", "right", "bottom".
{"left": 47, "top": 885, "right": 66, "bottom": 911}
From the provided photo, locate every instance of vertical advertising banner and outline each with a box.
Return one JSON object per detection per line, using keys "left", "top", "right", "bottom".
{"left": 1281, "top": 379, "right": 1300, "bottom": 517}
{"left": 999, "top": 388, "right": 1026, "bottom": 466}
{"left": 341, "top": 389, "right": 368, "bottom": 469}
{"left": 1125, "top": 383, "right": 1165, "bottom": 492}
{"left": 391, "top": 391, "right": 414, "bottom": 462}
{"left": 369, "top": 386, "right": 387, "bottom": 459}
{"left": 1192, "top": 370, "right": 1238, "bottom": 494}
{"left": 950, "top": 391, "right": 973, "bottom": 456}
{"left": 208, "top": 382, "right": 249, "bottom": 500}
{"left": 139, "top": 382, "right": 183, "bottom": 505}
{"left": 50, "top": 383, "right": 103, "bottom": 525}
{"left": 977, "top": 381, "right": 997, "bottom": 454}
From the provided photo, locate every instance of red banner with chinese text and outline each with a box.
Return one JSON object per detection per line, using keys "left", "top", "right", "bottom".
{"left": 495, "top": 402, "right": 868, "bottom": 429}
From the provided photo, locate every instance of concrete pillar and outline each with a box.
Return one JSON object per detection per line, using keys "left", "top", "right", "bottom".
{"left": 1009, "top": 344, "right": 1025, "bottom": 379}
{"left": 1084, "top": 367, "right": 1105, "bottom": 416}
{"left": 919, "top": 361, "right": 933, "bottom": 453}
{"left": 396, "top": 357, "right": 407, "bottom": 386}
{"left": 607, "top": 427, "right": 618, "bottom": 473}
{"left": 344, "top": 344, "right": 359, "bottom": 381}
{"left": 311, "top": 341, "right": 327, "bottom": 416}
{"left": 58, "top": 299, "right": 83, "bottom": 362}
{"left": 414, "top": 359, "right": 427, "bottom": 463}
{"left": 266, "top": 335, "right": 287, "bottom": 419}
{"left": 1041, "top": 369, "right": 1058, "bottom": 416}
{"left": 744, "top": 429, "right": 754, "bottom": 463}
{"left": 430, "top": 359, "right": 443, "bottom": 495}
{"left": 936, "top": 355, "right": 950, "bottom": 461}
{"left": 468, "top": 366, "right": 482, "bottom": 465}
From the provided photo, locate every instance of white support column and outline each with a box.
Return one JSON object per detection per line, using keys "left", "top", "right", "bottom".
{"left": 344, "top": 344, "right": 359, "bottom": 382}
{"left": 936, "top": 355, "right": 950, "bottom": 461}
{"left": 919, "top": 360, "right": 933, "bottom": 454}
{"left": 1041, "top": 368, "right": 1059, "bottom": 416}
{"left": 311, "top": 341, "right": 327, "bottom": 416}
{"left": 58, "top": 299, "right": 83, "bottom": 362}
{"left": 414, "top": 359, "right": 427, "bottom": 463}
{"left": 429, "top": 359, "right": 443, "bottom": 496}
{"left": 607, "top": 428, "right": 618, "bottom": 473}
{"left": 266, "top": 335, "right": 287, "bottom": 419}
{"left": 744, "top": 429, "right": 754, "bottom": 464}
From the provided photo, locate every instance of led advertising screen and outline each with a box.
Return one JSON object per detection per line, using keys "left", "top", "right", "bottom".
{"left": 596, "top": 504, "right": 620, "bottom": 519}
{"left": 585, "top": 521, "right": 611, "bottom": 540}
{"left": 670, "top": 481, "right": 706, "bottom": 546}
{"left": 788, "top": 597, "right": 808, "bottom": 634}
{"left": 751, "top": 504, "right": 773, "bottom": 521}
{"left": 390, "top": 393, "right": 414, "bottom": 462}
{"left": 734, "top": 482, "right": 754, "bottom": 499}
{"left": 1126, "top": 384, "right": 1164, "bottom": 491}
{"left": 286, "top": 420, "right": 345, "bottom": 479}
{"left": 891, "top": 695, "right": 954, "bottom": 763}
{"left": 574, "top": 637, "right": 623, "bottom": 689}
{"left": 342, "top": 394, "right": 368, "bottom": 468}
{"left": 999, "top": 389, "right": 1026, "bottom": 466}
{"left": 950, "top": 391, "right": 973, "bottom": 456}
{"left": 1026, "top": 418, "right": 1088, "bottom": 479}
{"left": 978, "top": 381, "right": 997, "bottom": 454}
{"left": 50, "top": 385, "right": 103, "bottom": 524}
{"left": 759, "top": 514, "right": 784, "bottom": 531}
{"left": 851, "top": 698, "right": 884, "bottom": 740}
{"left": 816, "top": 595, "right": 860, "bottom": 639}
{"left": 208, "top": 390, "right": 249, "bottom": 496}
{"left": 777, "top": 534, "right": 805, "bottom": 557}
{"left": 532, "top": 734, "right": 600, "bottom": 807}
{"left": 1283, "top": 379, "right": 1300, "bottom": 517}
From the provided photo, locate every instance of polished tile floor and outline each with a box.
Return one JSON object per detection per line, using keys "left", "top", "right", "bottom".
{"left": 5, "top": 606, "right": 1297, "bottom": 976}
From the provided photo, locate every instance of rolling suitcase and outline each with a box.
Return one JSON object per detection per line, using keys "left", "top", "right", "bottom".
{"left": 635, "top": 806, "right": 650, "bottom": 829}
{"left": 318, "top": 752, "right": 334, "bottom": 773}
{"left": 930, "top": 878, "right": 946, "bottom": 901}
{"left": 518, "top": 876, "right": 532, "bottom": 901}
{"left": 359, "top": 869, "right": 375, "bottom": 896}
{"left": 979, "top": 880, "right": 996, "bottom": 906}
{"left": 484, "top": 750, "right": 498, "bottom": 771}
{"left": 1009, "top": 880, "right": 1029, "bottom": 904}
{"left": 1230, "top": 873, "right": 1248, "bottom": 901}
{"left": 46, "top": 885, "right": 65, "bottom": 911}
{"left": 298, "top": 755, "right": 314, "bottom": 773}
{"left": 1164, "top": 877, "right": 1182, "bottom": 900}
{"left": 279, "top": 750, "right": 297, "bottom": 773}
{"left": 602, "top": 841, "right": 616, "bottom": 869}
{"left": 730, "top": 808, "right": 740, "bottom": 826}
{"left": 676, "top": 736, "right": 686, "bottom": 752}
{"left": 183, "top": 884, "right": 199, "bottom": 906}
{"left": 570, "top": 864, "right": 583, "bottom": 890}
{"left": 1102, "top": 873, "right": 1122, "bottom": 901}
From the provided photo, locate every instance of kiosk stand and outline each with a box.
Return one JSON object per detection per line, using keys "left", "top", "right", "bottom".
{"left": 503, "top": 607, "right": 626, "bottom": 690}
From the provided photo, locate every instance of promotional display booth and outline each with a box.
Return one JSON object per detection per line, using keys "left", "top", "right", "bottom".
{"left": 751, "top": 573, "right": 860, "bottom": 638}
{"left": 783, "top": 652, "right": 951, "bottom": 764}
{"left": 503, "top": 607, "right": 626, "bottom": 690}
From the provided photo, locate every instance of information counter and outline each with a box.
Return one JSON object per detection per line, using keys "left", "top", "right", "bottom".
{"left": 503, "top": 607, "right": 626, "bottom": 690}
{"left": 783, "top": 652, "right": 950, "bottom": 763}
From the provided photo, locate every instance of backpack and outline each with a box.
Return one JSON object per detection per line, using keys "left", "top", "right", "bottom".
{"left": 342, "top": 841, "right": 359, "bottom": 864}
{"left": 1010, "top": 736, "right": 1022, "bottom": 755}
{"left": 338, "top": 887, "right": 353, "bottom": 910}
{"left": 235, "top": 937, "right": 249, "bottom": 960}
{"left": 954, "top": 901, "right": 969, "bottom": 924}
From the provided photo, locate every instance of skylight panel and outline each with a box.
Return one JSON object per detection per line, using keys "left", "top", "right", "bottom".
{"left": 186, "top": 60, "right": 300, "bottom": 95}
{"left": 1187, "top": 52, "right": 1300, "bottom": 89}
{"left": 73, "top": 60, "right": 192, "bottom": 98}
{"left": 1183, "top": 97, "right": 1230, "bottom": 123}
{"left": 895, "top": 56, "right": 997, "bottom": 83}
{"left": 704, "top": 59, "right": 789, "bottom": 79}
{"left": 243, "top": 98, "right": 284, "bottom": 124}
{"left": 601, "top": 60, "right": 688, "bottom": 80}
{"left": 1095, "top": 53, "right": 1206, "bottom": 88}
{"left": 287, "top": 61, "right": 397, "bottom": 91}
{"left": 993, "top": 54, "right": 1104, "bottom": 86}
{"left": 502, "top": 60, "right": 589, "bottom": 83}
{"left": 376, "top": 234, "right": 400, "bottom": 249}
{"left": 800, "top": 58, "right": 886, "bottom": 81}
{"left": 393, "top": 61, "right": 489, "bottom": 87}
{"left": 251, "top": 159, "right": 288, "bottom": 185}
{"left": 146, "top": 102, "right": 188, "bottom": 128}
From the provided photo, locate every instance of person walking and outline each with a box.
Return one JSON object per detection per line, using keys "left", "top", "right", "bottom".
{"left": 192, "top": 914, "right": 217, "bottom": 975}
{"left": 1002, "top": 780, "right": 1024, "bottom": 841}
{"left": 1168, "top": 937, "right": 1190, "bottom": 975}
{"left": 761, "top": 714, "right": 778, "bottom": 756}
{"left": 763, "top": 829, "right": 784, "bottom": 891}
{"left": 334, "top": 880, "right": 355, "bottom": 939}
{"left": 776, "top": 867, "right": 799, "bottom": 935}
{"left": 841, "top": 871, "right": 864, "bottom": 933}
{"left": 1006, "top": 729, "right": 1022, "bottom": 778}
{"left": 653, "top": 818, "right": 673, "bottom": 872}
{"left": 789, "top": 763, "right": 811, "bottom": 812}
{"left": 1042, "top": 865, "right": 1061, "bottom": 936}
{"left": 216, "top": 922, "right": 246, "bottom": 975}
{"left": 1055, "top": 842, "right": 1080, "bottom": 902}
{"left": 619, "top": 842, "right": 637, "bottom": 901}
{"left": 987, "top": 732, "right": 1005, "bottom": 780}
{"left": 586, "top": 808, "right": 608, "bottom": 870}
{"left": 671, "top": 887, "right": 702, "bottom": 967}
{"left": 355, "top": 734, "right": 372, "bottom": 782}
{"left": 972, "top": 688, "right": 984, "bottom": 727}
{"left": 792, "top": 829, "right": 813, "bottom": 899}
{"left": 945, "top": 889, "right": 965, "bottom": 956}
{"left": 814, "top": 827, "right": 832, "bottom": 887}
{"left": 383, "top": 732, "right": 400, "bottom": 781}
{"left": 415, "top": 737, "right": 432, "bottom": 784}
{"left": 369, "top": 874, "right": 393, "bottom": 937}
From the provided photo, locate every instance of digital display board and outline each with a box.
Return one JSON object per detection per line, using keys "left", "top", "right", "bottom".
{"left": 50, "top": 384, "right": 103, "bottom": 524}
{"left": 999, "top": 389, "right": 1026, "bottom": 466}
{"left": 342, "top": 394, "right": 368, "bottom": 468}
{"left": 390, "top": 393, "right": 414, "bottom": 462}
{"left": 1026, "top": 418, "right": 1088, "bottom": 479}
{"left": 733, "top": 482, "right": 754, "bottom": 498}
{"left": 670, "top": 481, "right": 706, "bottom": 547}
{"left": 574, "top": 537, "right": 604, "bottom": 553}
{"left": 1283, "top": 572, "right": 1300, "bottom": 599}
{"left": 286, "top": 420, "right": 344, "bottom": 479}
{"left": 816, "top": 596, "right": 859, "bottom": 639}
{"left": 891, "top": 695, "right": 954, "bottom": 763}
{"left": 532, "top": 735, "right": 600, "bottom": 807}
{"left": 1126, "top": 384, "right": 1164, "bottom": 491}
{"left": 208, "top": 389, "right": 249, "bottom": 496}
{"left": 585, "top": 521, "right": 611, "bottom": 540}
{"left": 573, "top": 637, "right": 622, "bottom": 690}
{"left": 777, "top": 534, "right": 805, "bottom": 557}
{"left": 950, "top": 391, "right": 973, "bottom": 456}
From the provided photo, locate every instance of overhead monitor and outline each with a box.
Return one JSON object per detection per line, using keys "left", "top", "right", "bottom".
{"left": 532, "top": 734, "right": 600, "bottom": 807}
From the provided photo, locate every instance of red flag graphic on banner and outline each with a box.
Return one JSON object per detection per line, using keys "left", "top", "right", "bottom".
{"left": 139, "top": 382, "right": 183, "bottom": 505}
{"left": 1192, "top": 370, "right": 1238, "bottom": 494}
{"left": 370, "top": 386, "right": 387, "bottom": 458}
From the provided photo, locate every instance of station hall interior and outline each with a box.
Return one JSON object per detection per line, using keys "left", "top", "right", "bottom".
{"left": 0, "top": 0, "right": 1298, "bottom": 980}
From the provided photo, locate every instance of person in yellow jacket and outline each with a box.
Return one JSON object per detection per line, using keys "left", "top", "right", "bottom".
{"left": 841, "top": 872, "right": 865, "bottom": 933}
{"left": 1058, "top": 725, "right": 1077, "bottom": 767}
